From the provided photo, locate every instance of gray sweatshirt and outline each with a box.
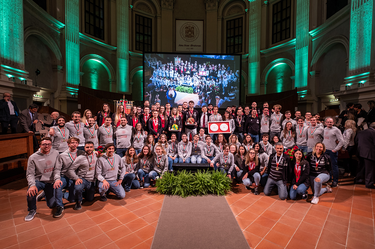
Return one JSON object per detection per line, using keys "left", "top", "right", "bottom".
{"left": 96, "top": 154, "right": 125, "bottom": 181}
{"left": 26, "top": 149, "right": 60, "bottom": 187}
{"left": 295, "top": 125, "right": 308, "bottom": 147}
{"left": 280, "top": 131, "right": 295, "bottom": 148}
{"left": 258, "top": 152, "right": 269, "bottom": 172}
{"left": 153, "top": 154, "right": 168, "bottom": 175}
{"left": 214, "top": 153, "right": 235, "bottom": 172}
{"left": 98, "top": 125, "right": 115, "bottom": 147}
{"left": 115, "top": 125, "right": 133, "bottom": 149}
{"left": 167, "top": 140, "right": 179, "bottom": 158}
{"left": 201, "top": 143, "right": 220, "bottom": 161}
{"left": 66, "top": 121, "right": 85, "bottom": 146}
{"left": 270, "top": 113, "right": 283, "bottom": 132}
{"left": 66, "top": 153, "right": 98, "bottom": 182}
{"left": 259, "top": 141, "right": 273, "bottom": 156}
{"left": 209, "top": 113, "right": 222, "bottom": 121}
{"left": 282, "top": 118, "right": 297, "bottom": 129}
{"left": 133, "top": 131, "right": 146, "bottom": 150}
{"left": 154, "top": 142, "right": 168, "bottom": 154}
{"left": 323, "top": 126, "right": 344, "bottom": 151}
{"left": 137, "top": 156, "right": 154, "bottom": 173}
{"left": 191, "top": 142, "right": 203, "bottom": 156}
{"left": 306, "top": 125, "right": 324, "bottom": 149}
{"left": 53, "top": 149, "right": 85, "bottom": 181}
{"left": 122, "top": 157, "right": 138, "bottom": 174}
{"left": 48, "top": 126, "right": 69, "bottom": 153}
{"left": 178, "top": 141, "right": 192, "bottom": 160}
{"left": 83, "top": 126, "right": 99, "bottom": 149}
{"left": 260, "top": 114, "right": 270, "bottom": 134}
{"left": 343, "top": 128, "right": 355, "bottom": 149}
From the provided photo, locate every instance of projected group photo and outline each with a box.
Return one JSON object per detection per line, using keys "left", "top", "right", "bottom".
{"left": 143, "top": 53, "right": 241, "bottom": 108}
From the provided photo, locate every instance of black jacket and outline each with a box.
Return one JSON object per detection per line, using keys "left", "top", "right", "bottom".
{"left": 234, "top": 154, "right": 245, "bottom": 170}
{"left": 245, "top": 116, "right": 260, "bottom": 135}
{"left": 241, "top": 160, "right": 260, "bottom": 182}
{"left": 0, "top": 99, "right": 19, "bottom": 122}
{"left": 140, "top": 113, "right": 150, "bottom": 132}
{"left": 96, "top": 111, "right": 113, "bottom": 126}
{"left": 168, "top": 115, "right": 182, "bottom": 131}
{"left": 355, "top": 128, "right": 375, "bottom": 161}
{"left": 184, "top": 109, "right": 200, "bottom": 129}
{"left": 290, "top": 159, "right": 310, "bottom": 187}
{"left": 267, "top": 153, "right": 291, "bottom": 183}
{"left": 234, "top": 116, "right": 246, "bottom": 133}
{"left": 148, "top": 117, "right": 163, "bottom": 136}
{"left": 305, "top": 152, "right": 332, "bottom": 177}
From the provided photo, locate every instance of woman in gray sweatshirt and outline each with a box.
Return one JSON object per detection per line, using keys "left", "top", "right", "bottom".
{"left": 132, "top": 123, "right": 146, "bottom": 155}
{"left": 280, "top": 121, "right": 296, "bottom": 149}
{"left": 151, "top": 145, "right": 169, "bottom": 178}
{"left": 178, "top": 133, "right": 192, "bottom": 163}
{"left": 121, "top": 147, "right": 140, "bottom": 191}
{"left": 136, "top": 145, "right": 155, "bottom": 188}
{"left": 213, "top": 145, "right": 235, "bottom": 175}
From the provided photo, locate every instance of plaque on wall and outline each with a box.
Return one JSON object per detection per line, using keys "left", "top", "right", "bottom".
{"left": 176, "top": 20, "right": 203, "bottom": 52}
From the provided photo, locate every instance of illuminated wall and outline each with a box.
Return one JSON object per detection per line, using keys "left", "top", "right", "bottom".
{"left": 348, "top": 0, "right": 373, "bottom": 73}
{"left": 65, "top": 0, "right": 80, "bottom": 86}
{"left": 248, "top": 0, "right": 261, "bottom": 94}
{"left": 0, "top": 0, "right": 25, "bottom": 68}
{"left": 81, "top": 60, "right": 110, "bottom": 92}
{"left": 266, "top": 63, "right": 292, "bottom": 94}
{"left": 295, "top": 0, "right": 309, "bottom": 88}
{"left": 116, "top": 0, "right": 130, "bottom": 93}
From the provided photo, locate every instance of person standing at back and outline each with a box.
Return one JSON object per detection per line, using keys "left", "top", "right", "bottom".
{"left": 270, "top": 104, "right": 283, "bottom": 139}
{"left": 0, "top": 92, "right": 19, "bottom": 134}
{"left": 66, "top": 111, "right": 86, "bottom": 150}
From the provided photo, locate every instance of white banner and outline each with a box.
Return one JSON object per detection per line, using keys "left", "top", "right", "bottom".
{"left": 176, "top": 20, "right": 204, "bottom": 52}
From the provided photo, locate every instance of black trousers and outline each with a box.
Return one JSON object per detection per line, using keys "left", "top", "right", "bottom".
{"left": 1, "top": 115, "right": 18, "bottom": 134}
{"left": 357, "top": 157, "right": 375, "bottom": 188}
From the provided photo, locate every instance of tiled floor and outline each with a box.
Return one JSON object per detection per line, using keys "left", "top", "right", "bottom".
{"left": 226, "top": 180, "right": 375, "bottom": 249}
{"left": 0, "top": 179, "right": 164, "bottom": 249}
{"left": 1, "top": 179, "right": 375, "bottom": 249}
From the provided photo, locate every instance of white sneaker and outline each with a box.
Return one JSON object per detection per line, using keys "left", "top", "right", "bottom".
{"left": 311, "top": 196, "right": 319, "bottom": 204}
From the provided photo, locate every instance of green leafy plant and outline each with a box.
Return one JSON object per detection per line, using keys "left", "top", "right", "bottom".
{"left": 156, "top": 170, "right": 231, "bottom": 198}
{"left": 175, "top": 86, "right": 194, "bottom": 94}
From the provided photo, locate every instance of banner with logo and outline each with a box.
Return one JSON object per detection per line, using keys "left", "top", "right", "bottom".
{"left": 208, "top": 121, "right": 231, "bottom": 134}
{"left": 176, "top": 20, "right": 204, "bottom": 52}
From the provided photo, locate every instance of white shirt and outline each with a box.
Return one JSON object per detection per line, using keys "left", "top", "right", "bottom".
{"left": 7, "top": 101, "right": 15, "bottom": 115}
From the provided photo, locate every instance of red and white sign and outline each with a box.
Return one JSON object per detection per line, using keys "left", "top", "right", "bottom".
{"left": 208, "top": 121, "right": 231, "bottom": 134}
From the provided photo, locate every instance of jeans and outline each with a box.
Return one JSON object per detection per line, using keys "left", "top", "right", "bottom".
{"left": 218, "top": 167, "right": 228, "bottom": 174}
{"left": 260, "top": 173, "right": 268, "bottom": 186}
{"left": 55, "top": 175, "right": 74, "bottom": 207}
{"left": 289, "top": 184, "right": 308, "bottom": 200}
{"left": 250, "top": 134, "right": 259, "bottom": 143}
{"left": 191, "top": 155, "right": 202, "bottom": 164}
{"left": 201, "top": 156, "right": 214, "bottom": 164}
{"left": 27, "top": 180, "right": 56, "bottom": 211}
{"left": 178, "top": 157, "right": 191, "bottom": 163}
{"left": 98, "top": 180, "right": 126, "bottom": 199}
{"left": 243, "top": 172, "right": 261, "bottom": 186}
{"left": 307, "top": 147, "right": 313, "bottom": 153}
{"left": 236, "top": 170, "right": 243, "bottom": 179}
{"left": 326, "top": 150, "right": 338, "bottom": 183}
{"left": 74, "top": 179, "right": 96, "bottom": 203}
{"left": 116, "top": 148, "right": 128, "bottom": 158}
{"left": 298, "top": 146, "right": 308, "bottom": 154}
{"left": 138, "top": 169, "right": 158, "bottom": 188}
{"left": 234, "top": 132, "right": 244, "bottom": 143}
{"left": 310, "top": 173, "right": 330, "bottom": 197}
{"left": 168, "top": 157, "right": 179, "bottom": 171}
{"left": 135, "top": 149, "right": 142, "bottom": 155}
{"left": 123, "top": 173, "right": 140, "bottom": 191}
{"left": 264, "top": 178, "right": 288, "bottom": 200}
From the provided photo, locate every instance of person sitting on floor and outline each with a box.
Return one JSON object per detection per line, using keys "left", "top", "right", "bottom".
{"left": 241, "top": 148, "right": 260, "bottom": 195}
{"left": 289, "top": 149, "right": 310, "bottom": 200}
{"left": 150, "top": 145, "right": 169, "bottom": 179}
{"left": 137, "top": 145, "right": 155, "bottom": 188}
{"left": 122, "top": 147, "right": 141, "bottom": 192}
{"left": 212, "top": 144, "right": 235, "bottom": 174}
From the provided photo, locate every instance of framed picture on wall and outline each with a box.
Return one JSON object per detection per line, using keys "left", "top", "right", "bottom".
{"left": 176, "top": 20, "right": 204, "bottom": 52}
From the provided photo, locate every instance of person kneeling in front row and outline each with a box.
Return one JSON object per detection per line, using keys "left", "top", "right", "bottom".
{"left": 289, "top": 149, "right": 310, "bottom": 200}
{"left": 241, "top": 148, "right": 260, "bottom": 195}
{"left": 121, "top": 147, "right": 141, "bottom": 192}
{"left": 264, "top": 142, "right": 290, "bottom": 200}
{"left": 150, "top": 145, "right": 169, "bottom": 180}
{"left": 96, "top": 143, "right": 126, "bottom": 201}
{"left": 137, "top": 145, "right": 155, "bottom": 188}
{"left": 212, "top": 145, "right": 235, "bottom": 175}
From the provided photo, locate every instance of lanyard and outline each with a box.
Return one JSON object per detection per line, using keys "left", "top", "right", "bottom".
{"left": 68, "top": 152, "right": 77, "bottom": 162}
{"left": 88, "top": 127, "right": 95, "bottom": 137}
{"left": 298, "top": 126, "right": 304, "bottom": 137}
{"left": 104, "top": 126, "right": 112, "bottom": 135}
{"left": 57, "top": 127, "right": 66, "bottom": 139}
{"left": 275, "top": 155, "right": 283, "bottom": 169}
{"left": 309, "top": 126, "right": 317, "bottom": 136}
{"left": 86, "top": 154, "right": 94, "bottom": 165}
{"left": 223, "top": 155, "right": 229, "bottom": 164}
{"left": 106, "top": 157, "right": 115, "bottom": 168}
{"left": 74, "top": 123, "right": 81, "bottom": 133}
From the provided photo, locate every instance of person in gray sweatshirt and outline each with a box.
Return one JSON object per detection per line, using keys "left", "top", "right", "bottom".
{"left": 213, "top": 145, "right": 236, "bottom": 174}
{"left": 270, "top": 104, "right": 283, "bottom": 139}
{"left": 115, "top": 117, "right": 133, "bottom": 157}
{"left": 53, "top": 137, "right": 85, "bottom": 218}
{"left": 323, "top": 117, "right": 344, "bottom": 187}
{"left": 167, "top": 134, "right": 179, "bottom": 171}
{"left": 65, "top": 111, "right": 86, "bottom": 150}
{"left": 137, "top": 145, "right": 155, "bottom": 188}
{"left": 280, "top": 121, "right": 296, "bottom": 149}
{"left": 260, "top": 108, "right": 270, "bottom": 136}
{"left": 121, "top": 146, "right": 140, "bottom": 191}
{"left": 133, "top": 122, "right": 146, "bottom": 155}
{"left": 307, "top": 117, "right": 324, "bottom": 152}
{"left": 83, "top": 117, "right": 99, "bottom": 149}
{"left": 201, "top": 135, "right": 220, "bottom": 165}
{"left": 25, "top": 137, "right": 58, "bottom": 222}
{"left": 191, "top": 134, "right": 203, "bottom": 164}
{"left": 96, "top": 143, "right": 126, "bottom": 201}
{"left": 48, "top": 116, "right": 69, "bottom": 153}
{"left": 178, "top": 133, "right": 192, "bottom": 163}
{"left": 295, "top": 117, "right": 308, "bottom": 153}
{"left": 98, "top": 116, "right": 115, "bottom": 147}
{"left": 151, "top": 145, "right": 169, "bottom": 178}
{"left": 65, "top": 141, "right": 97, "bottom": 210}
{"left": 259, "top": 133, "right": 273, "bottom": 156}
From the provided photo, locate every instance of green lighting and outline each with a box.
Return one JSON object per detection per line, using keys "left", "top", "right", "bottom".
{"left": 295, "top": 0, "right": 309, "bottom": 89}
{"left": 266, "top": 63, "right": 292, "bottom": 94}
{"left": 79, "top": 33, "right": 117, "bottom": 50}
{"left": 346, "top": 83, "right": 352, "bottom": 86}
{"left": 300, "top": 95, "right": 306, "bottom": 98}
{"left": 359, "top": 80, "right": 366, "bottom": 84}
{"left": 6, "top": 74, "right": 13, "bottom": 78}
{"left": 344, "top": 72, "right": 370, "bottom": 80}
{"left": 65, "top": 0, "right": 80, "bottom": 86}
{"left": 248, "top": 0, "right": 261, "bottom": 94}
{"left": 19, "top": 77, "right": 26, "bottom": 81}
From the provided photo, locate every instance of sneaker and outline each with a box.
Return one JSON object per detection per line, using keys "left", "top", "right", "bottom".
{"left": 150, "top": 180, "right": 155, "bottom": 187}
{"left": 311, "top": 196, "right": 319, "bottom": 205}
{"left": 36, "top": 191, "right": 45, "bottom": 201}
{"left": 326, "top": 185, "right": 332, "bottom": 193}
{"left": 140, "top": 181, "right": 144, "bottom": 189}
{"left": 125, "top": 189, "right": 131, "bottom": 192}
{"left": 302, "top": 194, "right": 308, "bottom": 199}
{"left": 53, "top": 206, "right": 64, "bottom": 218}
{"left": 73, "top": 202, "right": 82, "bottom": 210}
{"left": 155, "top": 176, "right": 160, "bottom": 180}
{"left": 331, "top": 182, "right": 338, "bottom": 188}
{"left": 25, "top": 210, "right": 37, "bottom": 222}
{"left": 245, "top": 186, "right": 251, "bottom": 190}
{"left": 254, "top": 187, "right": 259, "bottom": 195}
{"left": 100, "top": 195, "right": 107, "bottom": 202}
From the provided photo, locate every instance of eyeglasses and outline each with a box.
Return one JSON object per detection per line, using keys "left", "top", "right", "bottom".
{"left": 41, "top": 144, "right": 52, "bottom": 146}
{"left": 249, "top": 152, "right": 256, "bottom": 154}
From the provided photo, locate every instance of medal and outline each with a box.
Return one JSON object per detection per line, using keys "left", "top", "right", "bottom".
{"left": 68, "top": 152, "right": 77, "bottom": 162}
{"left": 298, "top": 126, "right": 304, "bottom": 138}
{"left": 104, "top": 126, "right": 112, "bottom": 137}
{"left": 74, "top": 123, "right": 81, "bottom": 135}
{"left": 275, "top": 155, "right": 282, "bottom": 171}
{"left": 315, "top": 162, "right": 319, "bottom": 171}
{"left": 106, "top": 156, "right": 115, "bottom": 169}
{"left": 57, "top": 127, "right": 66, "bottom": 141}
{"left": 88, "top": 127, "right": 95, "bottom": 137}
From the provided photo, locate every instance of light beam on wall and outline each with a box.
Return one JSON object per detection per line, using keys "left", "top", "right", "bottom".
{"left": 65, "top": 0, "right": 80, "bottom": 86}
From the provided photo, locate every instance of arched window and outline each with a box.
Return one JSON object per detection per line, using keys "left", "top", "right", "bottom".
{"left": 226, "top": 17, "right": 243, "bottom": 54}
{"left": 272, "top": 0, "right": 291, "bottom": 44}
{"left": 135, "top": 14, "right": 152, "bottom": 52}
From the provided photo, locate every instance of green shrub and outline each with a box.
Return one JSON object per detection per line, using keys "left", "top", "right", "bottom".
{"left": 175, "top": 86, "right": 194, "bottom": 94}
{"left": 156, "top": 170, "right": 231, "bottom": 198}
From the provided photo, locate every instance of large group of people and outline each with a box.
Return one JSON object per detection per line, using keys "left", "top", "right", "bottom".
{"left": 1, "top": 92, "right": 375, "bottom": 222}
{"left": 144, "top": 55, "right": 240, "bottom": 107}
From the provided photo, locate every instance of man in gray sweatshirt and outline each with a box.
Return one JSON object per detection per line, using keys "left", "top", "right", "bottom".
{"left": 115, "top": 117, "right": 133, "bottom": 157}
{"left": 25, "top": 137, "right": 58, "bottom": 222}
{"left": 178, "top": 133, "right": 192, "bottom": 163}
{"left": 295, "top": 117, "right": 308, "bottom": 153}
{"left": 48, "top": 116, "right": 69, "bottom": 153}
{"left": 83, "top": 117, "right": 98, "bottom": 149}
{"left": 65, "top": 111, "right": 85, "bottom": 150}
{"left": 167, "top": 133, "right": 179, "bottom": 171}
{"left": 53, "top": 137, "right": 85, "bottom": 218}
{"left": 201, "top": 135, "right": 220, "bottom": 165}
{"left": 270, "top": 104, "right": 283, "bottom": 139}
{"left": 96, "top": 143, "right": 126, "bottom": 201}
{"left": 65, "top": 141, "right": 97, "bottom": 210}
{"left": 98, "top": 117, "right": 115, "bottom": 147}
{"left": 323, "top": 117, "right": 344, "bottom": 187}
{"left": 307, "top": 117, "right": 324, "bottom": 152}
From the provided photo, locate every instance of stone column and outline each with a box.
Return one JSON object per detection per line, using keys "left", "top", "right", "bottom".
{"left": 204, "top": 0, "right": 219, "bottom": 53}
{"left": 116, "top": 0, "right": 130, "bottom": 93}
{"left": 248, "top": 0, "right": 261, "bottom": 95}
{"left": 161, "top": 0, "right": 174, "bottom": 52}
